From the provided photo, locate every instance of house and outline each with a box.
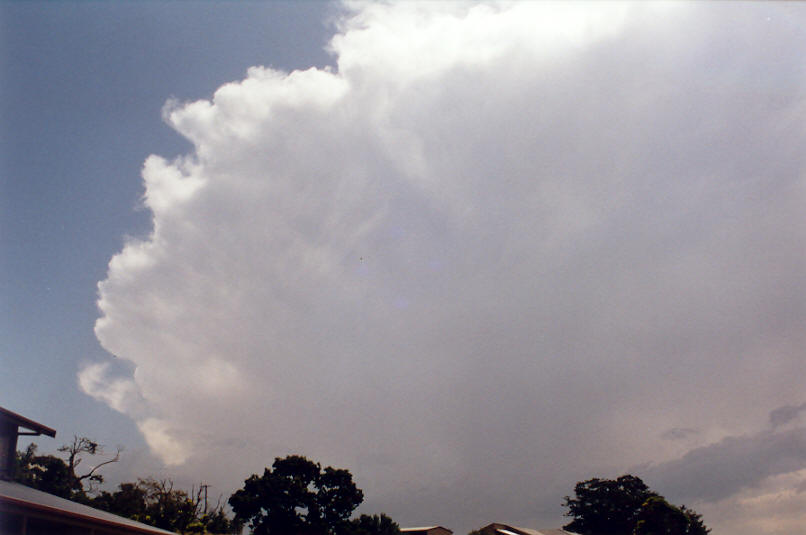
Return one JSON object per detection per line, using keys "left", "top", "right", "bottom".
{"left": 401, "top": 526, "right": 453, "bottom": 535}
{"left": 477, "top": 522, "right": 578, "bottom": 535}
{"left": 0, "top": 405, "right": 175, "bottom": 535}
{"left": 0, "top": 406, "right": 55, "bottom": 481}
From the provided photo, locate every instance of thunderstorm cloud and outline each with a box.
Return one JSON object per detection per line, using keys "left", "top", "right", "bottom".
{"left": 81, "top": 3, "right": 806, "bottom": 533}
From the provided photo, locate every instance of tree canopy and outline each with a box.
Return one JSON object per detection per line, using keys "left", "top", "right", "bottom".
{"left": 14, "top": 439, "right": 239, "bottom": 534}
{"left": 92, "top": 478, "right": 240, "bottom": 534}
{"left": 345, "top": 514, "right": 401, "bottom": 535}
{"left": 13, "top": 436, "right": 119, "bottom": 502}
{"left": 633, "top": 496, "right": 709, "bottom": 535}
{"left": 562, "top": 475, "right": 709, "bottom": 535}
{"left": 14, "top": 440, "right": 398, "bottom": 535}
{"left": 229, "top": 455, "right": 365, "bottom": 535}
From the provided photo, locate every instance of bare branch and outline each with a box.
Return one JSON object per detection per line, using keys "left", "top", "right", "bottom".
{"left": 76, "top": 446, "right": 122, "bottom": 483}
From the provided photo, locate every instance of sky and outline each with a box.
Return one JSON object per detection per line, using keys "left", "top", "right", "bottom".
{"left": 2, "top": 2, "right": 806, "bottom": 534}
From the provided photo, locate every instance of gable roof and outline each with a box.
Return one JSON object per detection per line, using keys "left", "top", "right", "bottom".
{"left": 401, "top": 527, "right": 454, "bottom": 534}
{"left": 483, "top": 523, "right": 577, "bottom": 535}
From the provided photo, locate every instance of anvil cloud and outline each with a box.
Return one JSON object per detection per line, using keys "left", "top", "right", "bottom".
{"left": 81, "top": 3, "right": 806, "bottom": 533}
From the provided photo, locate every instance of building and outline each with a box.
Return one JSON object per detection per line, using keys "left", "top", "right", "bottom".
{"left": 0, "top": 407, "right": 55, "bottom": 481}
{"left": 401, "top": 526, "right": 453, "bottom": 535}
{"left": 477, "top": 522, "right": 578, "bottom": 535}
{"left": 0, "top": 405, "right": 175, "bottom": 535}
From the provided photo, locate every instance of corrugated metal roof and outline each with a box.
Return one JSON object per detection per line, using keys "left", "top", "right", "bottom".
{"left": 516, "top": 528, "right": 542, "bottom": 535}
{"left": 0, "top": 480, "right": 175, "bottom": 534}
{"left": 491, "top": 524, "right": 577, "bottom": 535}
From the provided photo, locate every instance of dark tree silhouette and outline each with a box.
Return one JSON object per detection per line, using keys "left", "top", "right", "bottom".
{"left": 229, "top": 455, "right": 364, "bottom": 535}
{"left": 92, "top": 477, "right": 240, "bottom": 533}
{"left": 13, "top": 437, "right": 119, "bottom": 501}
{"left": 346, "top": 514, "right": 400, "bottom": 535}
{"left": 633, "top": 496, "right": 709, "bottom": 535}
{"left": 563, "top": 474, "right": 709, "bottom": 535}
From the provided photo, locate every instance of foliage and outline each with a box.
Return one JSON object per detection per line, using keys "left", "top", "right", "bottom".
{"left": 13, "top": 437, "right": 119, "bottom": 502}
{"left": 562, "top": 475, "right": 709, "bottom": 535}
{"left": 676, "top": 506, "right": 709, "bottom": 535}
{"left": 13, "top": 444, "right": 76, "bottom": 499}
{"left": 92, "top": 482, "right": 148, "bottom": 519}
{"left": 345, "top": 514, "right": 400, "bottom": 535}
{"left": 204, "top": 508, "right": 244, "bottom": 534}
{"left": 563, "top": 475, "right": 657, "bottom": 535}
{"left": 229, "top": 455, "right": 364, "bottom": 535}
{"left": 633, "top": 496, "right": 709, "bottom": 535}
{"left": 15, "top": 439, "right": 238, "bottom": 534}
{"left": 92, "top": 478, "right": 240, "bottom": 534}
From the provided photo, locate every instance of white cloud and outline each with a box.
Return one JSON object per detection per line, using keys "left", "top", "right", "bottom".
{"left": 78, "top": 362, "right": 143, "bottom": 415}
{"left": 137, "top": 418, "right": 191, "bottom": 466}
{"left": 86, "top": 2, "right": 806, "bottom": 532}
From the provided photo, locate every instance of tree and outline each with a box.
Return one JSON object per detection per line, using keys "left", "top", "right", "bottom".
{"left": 203, "top": 507, "right": 244, "bottom": 534}
{"left": 346, "top": 514, "right": 400, "bottom": 535}
{"left": 633, "top": 496, "right": 709, "bottom": 535}
{"left": 13, "top": 437, "right": 119, "bottom": 502}
{"left": 562, "top": 475, "right": 709, "bottom": 535}
{"left": 229, "top": 455, "right": 364, "bottom": 535}
{"left": 677, "top": 506, "right": 708, "bottom": 535}
{"left": 14, "top": 439, "right": 239, "bottom": 533}
{"left": 91, "top": 478, "right": 240, "bottom": 534}
{"left": 13, "top": 444, "right": 74, "bottom": 499}
{"left": 563, "top": 475, "right": 657, "bottom": 535}
{"left": 92, "top": 482, "right": 148, "bottom": 520}
{"left": 58, "top": 435, "right": 121, "bottom": 495}
{"left": 90, "top": 478, "right": 241, "bottom": 533}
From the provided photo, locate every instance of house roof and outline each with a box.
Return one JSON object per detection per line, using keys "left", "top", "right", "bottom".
{"left": 401, "top": 527, "right": 453, "bottom": 533}
{"left": 0, "top": 406, "right": 56, "bottom": 437}
{"left": 485, "top": 523, "right": 577, "bottom": 535}
{"left": 0, "top": 480, "right": 175, "bottom": 534}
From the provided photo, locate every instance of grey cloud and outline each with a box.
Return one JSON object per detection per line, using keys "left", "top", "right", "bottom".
{"left": 660, "top": 428, "right": 699, "bottom": 441}
{"left": 769, "top": 403, "right": 806, "bottom": 429}
{"left": 640, "top": 427, "right": 806, "bottom": 504}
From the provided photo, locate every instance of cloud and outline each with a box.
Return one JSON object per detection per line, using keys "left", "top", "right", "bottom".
{"left": 694, "top": 469, "right": 806, "bottom": 535}
{"left": 78, "top": 362, "right": 144, "bottom": 416}
{"left": 769, "top": 403, "right": 806, "bottom": 429}
{"left": 660, "top": 427, "right": 699, "bottom": 441}
{"left": 137, "top": 418, "right": 191, "bottom": 466}
{"left": 83, "top": 2, "right": 806, "bottom": 532}
{"left": 641, "top": 427, "right": 806, "bottom": 504}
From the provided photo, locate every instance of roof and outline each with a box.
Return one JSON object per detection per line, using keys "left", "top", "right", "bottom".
{"left": 498, "top": 529, "right": 526, "bottom": 535}
{"left": 0, "top": 406, "right": 56, "bottom": 437}
{"left": 0, "top": 480, "right": 175, "bottom": 534}
{"left": 505, "top": 529, "right": 576, "bottom": 535}
{"left": 401, "top": 527, "right": 453, "bottom": 534}
{"left": 485, "top": 523, "right": 577, "bottom": 535}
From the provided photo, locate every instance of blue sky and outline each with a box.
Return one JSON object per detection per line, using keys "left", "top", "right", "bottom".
{"left": 3, "top": 3, "right": 806, "bottom": 534}
{"left": 1, "top": 0, "right": 333, "bottom": 451}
